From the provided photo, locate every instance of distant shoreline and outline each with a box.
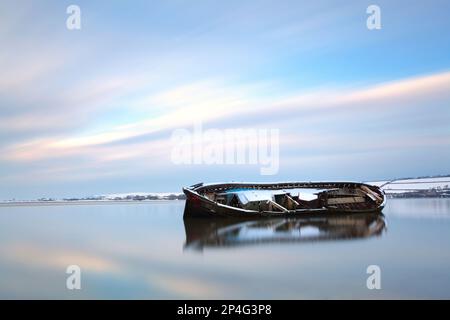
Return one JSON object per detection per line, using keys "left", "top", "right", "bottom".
{"left": 1, "top": 197, "right": 449, "bottom": 208}
{"left": 0, "top": 199, "right": 185, "bottom": 207}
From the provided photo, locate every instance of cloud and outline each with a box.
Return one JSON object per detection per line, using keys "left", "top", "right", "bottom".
{"left": 1, "top": 69, "right": 448, "bottom": 189}
{"left": 341, "top": 71, "right": 450, "bottom": 104}
{"left": 273, "top": 71, "right": 450, "bottom": 111}
{"left": 3, "top": 70, "right": 448, "bottom": 156}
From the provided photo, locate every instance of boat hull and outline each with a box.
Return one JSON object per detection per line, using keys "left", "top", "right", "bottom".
{"left": 183, "top": 181, "right": 386, "bottom": 218}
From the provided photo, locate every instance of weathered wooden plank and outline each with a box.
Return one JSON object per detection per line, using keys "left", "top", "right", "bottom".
{"left": 327, "top": 197, "right": 365, "bottom": 205}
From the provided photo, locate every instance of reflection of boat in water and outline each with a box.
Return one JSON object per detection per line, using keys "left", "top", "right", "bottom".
{"left": 183, "top": 181, "right": 385, "bottom": 218}
{"left": 183, "top": 213, "right": 386, "bottom": 250}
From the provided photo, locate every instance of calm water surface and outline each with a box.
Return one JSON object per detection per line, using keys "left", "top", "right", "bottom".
{"left": 0, "top": 199, "right": 449, "bottom": 299}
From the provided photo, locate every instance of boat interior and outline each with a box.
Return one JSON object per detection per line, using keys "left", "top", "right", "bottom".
{"left": 199, "top": 183, "right": 384, "bottom": 212}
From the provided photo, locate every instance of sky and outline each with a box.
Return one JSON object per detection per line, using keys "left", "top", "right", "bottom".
{"left": 0, "top": 0, "right": 450, "bottom": 199}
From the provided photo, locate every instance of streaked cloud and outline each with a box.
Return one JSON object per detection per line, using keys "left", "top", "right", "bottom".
{"left": 2, "top": 71, "right": 448, "bottom": 160}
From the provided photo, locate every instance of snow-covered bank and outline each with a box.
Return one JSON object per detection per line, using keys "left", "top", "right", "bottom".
{"left": 368, "top": 176, "right": 450, "bottom": 198}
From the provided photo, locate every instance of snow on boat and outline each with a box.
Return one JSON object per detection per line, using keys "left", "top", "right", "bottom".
{"left": 183, "top": 181, "right": 386, "bottom": 217}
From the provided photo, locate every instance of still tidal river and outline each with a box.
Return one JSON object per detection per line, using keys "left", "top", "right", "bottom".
{"left": 0, "top": 199, "right": 449, "bottom": 299}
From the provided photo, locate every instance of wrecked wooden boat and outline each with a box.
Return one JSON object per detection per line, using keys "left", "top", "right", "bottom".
{"left": 183, "top": 182, "right": 386, "bottom": 218}
{"left": 184, "top": 213, "right": 386, "bottom": 250}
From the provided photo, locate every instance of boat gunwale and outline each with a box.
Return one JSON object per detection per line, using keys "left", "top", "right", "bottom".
{"left": 188, "top": 181, "right": 381, "bottom": 193}
{"left": 183, "top": 181, "right": 386, "bottom": 216}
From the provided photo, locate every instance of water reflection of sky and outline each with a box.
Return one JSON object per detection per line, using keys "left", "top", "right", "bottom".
{"left": 0, "top": 199, "right": 450, "bottom": 299}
